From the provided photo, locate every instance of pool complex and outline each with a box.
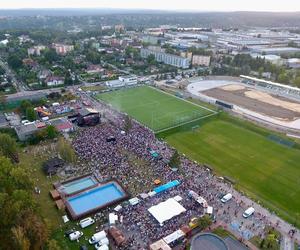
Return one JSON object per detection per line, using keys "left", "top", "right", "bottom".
{"left": 66, "top": 182, "right": 127, "bottom": 219}
{"left": 60, "top": 176, "right": 97, "bottom": 195}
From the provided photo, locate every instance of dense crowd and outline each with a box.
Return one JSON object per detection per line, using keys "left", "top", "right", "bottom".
{"left": 72, "top": 104, "right": 298, "bottom": 249}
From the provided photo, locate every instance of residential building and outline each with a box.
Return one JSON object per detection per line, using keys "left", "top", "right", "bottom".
{"left": 86, "top": 65, "right": 104, "bottom": 74}
{"left": 38, "top": 69, "right": 52, "bottom": 80}
{"left": 45, "top": 76, "right": 64, "bottom": 87}
{"left": 192, "top": 55, "right": 211, "bottom": 66}
{"left": 140, "top": 47, "right": 190, "bottom": 69}
{"left": 52, "top": 43, "right": 74, "bottom": 55}
{"left": 115, "top": 24, "right": 125, "bottom": 33}
{"left": 27, "top": 45, "right": 46, "bottom": 56}
{"left": 50, "top": 118, "right": 74, "bottom": 133}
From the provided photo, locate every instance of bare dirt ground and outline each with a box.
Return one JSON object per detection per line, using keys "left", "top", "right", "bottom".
{"left": 202, "top": 84, "right": 300, "bottom": 121}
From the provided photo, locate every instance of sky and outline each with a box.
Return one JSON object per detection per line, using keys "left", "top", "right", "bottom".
{"left": 0, "top": 0, "right": 300, "bottom": 12}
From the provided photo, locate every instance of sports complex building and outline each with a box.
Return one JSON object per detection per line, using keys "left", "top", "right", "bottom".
{"left": 187, "top": 76, "right": 300, "bottom": 133}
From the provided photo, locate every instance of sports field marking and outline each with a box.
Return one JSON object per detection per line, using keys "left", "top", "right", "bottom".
{"left": 155, "top": 112, "right": 218, "bottom": 134}
{"left": 96, "top": 85, "right": 216, "bottom": 131}
{"left": 149, "top": 85, "right": 217, "bottom": 114}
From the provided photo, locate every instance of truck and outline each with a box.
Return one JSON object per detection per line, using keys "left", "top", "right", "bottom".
{"left": 89, "top": 231, "right": 107, "bottom": 244}
{"left": 79, "top": 217, "right": 95, "bottom": 228}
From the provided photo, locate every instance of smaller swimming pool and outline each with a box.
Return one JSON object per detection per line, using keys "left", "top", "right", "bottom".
{"left": 66, "top": 182, "right": 127, "bottom": 219}
{"left": 61, "top": 177, "right": 97, "bottom": 195}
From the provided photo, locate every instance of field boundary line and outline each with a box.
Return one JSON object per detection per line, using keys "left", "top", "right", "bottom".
{"left": 155, "top": 112, "right": 218, "bottom": 134}
{"left": 148, "top": 85, "right": 217, "bottom": 114}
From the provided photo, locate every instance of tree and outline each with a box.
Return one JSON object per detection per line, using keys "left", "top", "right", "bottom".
{"left": 197, "top": 215, "right": 212, "bottom": 230}
{"left": 262, "top": 234, "right": 277, "bottom": 249}
{"left": 20, "top": 100, "right": 32, "bottom": 114}
{"left": 25, "top": 107, "right": 37, "bottom": 121}
{"left": 169, "top": 150, "right": 181, "bottom": 169}
{"left": 57, "top": 138, "right": 76, "bottom": 164}
{"left": 258, "top": 67, "right": 264, "bottom": 78}
{"left": 0, "top": 156, "right": 49, "bottom": 249}
{"left": 64, "top": 71, "right": 73, "bottom": 85}
{"left": 293, "top": 76, "right": 300, "bottom": 87}
{"left": 46, "top": 125, "right": 58, "bottom": 139}
{"left": 0, "top": 133, "right": 18, "bottom": 163}
{"left": 124, "top": 115, "right": 132, "bottom": 133}
{"left": 147, "top": 54, "right": 156, "bottom": 65}
{"left": 12, "top": 226, "right": 30, "bottom": 250}
{"left": 7, "top": 54, "right": 23, "bottom": 70}
{"left": 43, "top": 48, "right": 59, "bottom": 63}
{"left": 277, "top": 73, "right": 290, "bottom": 84}
{"left": 47, "top": 239, "right": 61, "bottom": 250}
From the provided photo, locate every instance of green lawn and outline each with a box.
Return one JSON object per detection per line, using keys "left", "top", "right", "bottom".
{"left": 96, "top": 86, "right": 214, "bottom": 131}
{"left": 20, "top": 143, "right": 98, "bottom": 250}
{"left": 159, "top": 115, "right": 300, "bottom": 226}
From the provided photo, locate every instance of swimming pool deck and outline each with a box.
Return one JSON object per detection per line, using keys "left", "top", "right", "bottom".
{"left": 53, "top": 173, "right": 99, "bottom": 197}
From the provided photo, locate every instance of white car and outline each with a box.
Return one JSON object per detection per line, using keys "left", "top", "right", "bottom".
{"left": 221, "top": 193, "right": 233, "bottom": 203}
{"left": 69, "top": 231, "right": 83, "bottom": 241}
{"left": 243, "top": 207, "right": 255, "bottom": 218}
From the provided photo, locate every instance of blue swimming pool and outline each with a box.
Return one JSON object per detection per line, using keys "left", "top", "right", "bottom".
{"left": 61, "top": 177, "right": 97, "bottom": 195}
{"left": 67, "top": 182, "right": 126, "bottom": 216}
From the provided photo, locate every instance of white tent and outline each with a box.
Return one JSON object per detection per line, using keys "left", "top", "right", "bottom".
{"left": 206, "top": 206, "right": 213, "bottom": 215}
{"left": 148, "top": 198, "right": 186, "bottom": 225}
{"left": 129, "top": 197, "right": 140, "bottom": 205}
{"left": 109, "top": 213, "right": 118, "bottom": 225}
{"left": 173, "top": 195, "right": 183, "bottom": 202}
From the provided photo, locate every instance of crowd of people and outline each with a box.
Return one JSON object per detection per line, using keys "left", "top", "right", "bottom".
{"left": 71, "top": 101, "right": 299, "bottom": 249}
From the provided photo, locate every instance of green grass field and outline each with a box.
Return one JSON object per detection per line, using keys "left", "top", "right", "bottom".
{"left": 96, "top": 86, "right": 215, "bottom": 131}
{"left": 159, "top": 115, "right": 300, "bottom": 226}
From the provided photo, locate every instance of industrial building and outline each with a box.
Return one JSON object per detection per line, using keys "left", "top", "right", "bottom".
{"left": 250, "top": 47, "right": 300, "bottom": 55}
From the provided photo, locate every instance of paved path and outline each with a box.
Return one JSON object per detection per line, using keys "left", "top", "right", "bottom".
{"left": 281, "top": 235, "right": 295, "bottom": 250}
{"left": 221, "top": 183, "right": 300, "bottom": 245}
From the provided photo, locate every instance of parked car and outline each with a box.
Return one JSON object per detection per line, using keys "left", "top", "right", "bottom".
{"left": 243, "top": 207, "right": 255, "bottom": 218}
{"left": 221, "top": 193, "right": 233, "bottom": 203}
{"left": 69, "top": 231, "right": 83, "bottom": 241}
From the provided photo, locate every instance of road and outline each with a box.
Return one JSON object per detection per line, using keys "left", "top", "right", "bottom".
{"left": 0, "top": 58, "right": 28, "bottom": 93}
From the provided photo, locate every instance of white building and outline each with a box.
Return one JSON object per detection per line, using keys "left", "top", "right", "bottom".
{"left": 45, "top": 76, "right": 64, "bottom": 87}
{"left": 28, "top": 45, "right": 46, "bottom": 56}
{"left": 52, "top": 44, "right": 74, "bottom": 55}
{"left": 287, "top": 58, "right": 300, "bottom": 69}
{"left": 106, "top": 75, "right": 138, "bottom": 88}
{"left": 141, "top": 48, "right": 190, "bottom": 69}
{"left": 192, "top": 55, "right": 211, "bottom": 67}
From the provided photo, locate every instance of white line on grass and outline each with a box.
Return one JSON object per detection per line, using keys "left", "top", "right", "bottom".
{"left": 155, "top": 112, "right": 218, "bottom": 134}
{"left": 148, "top": 85, "right": 217, "bottom": 114}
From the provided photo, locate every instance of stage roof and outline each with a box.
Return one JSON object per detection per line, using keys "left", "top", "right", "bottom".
{"left": 148, "top": 198, "right": 186, "bottom": 225}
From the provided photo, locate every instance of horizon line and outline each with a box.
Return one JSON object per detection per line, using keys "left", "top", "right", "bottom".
{"left": 0, "top": 8, "right": 299, "bottom": 13}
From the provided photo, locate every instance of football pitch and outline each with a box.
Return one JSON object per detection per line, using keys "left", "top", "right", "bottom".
{"left": 159, "top": 115, "right": 300, "bottom": 225}
{"left": 96, "top": 86, "right": 215, "bottom": 132}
